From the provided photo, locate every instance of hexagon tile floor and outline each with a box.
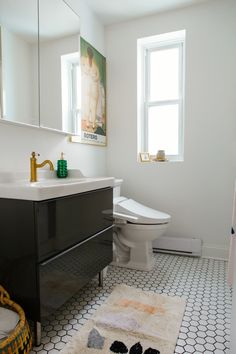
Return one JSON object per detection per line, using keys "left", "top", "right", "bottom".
{"left": 30, "top": 253, "right": 232, "bottom": 354}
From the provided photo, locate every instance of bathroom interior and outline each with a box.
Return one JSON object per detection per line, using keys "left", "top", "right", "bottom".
{"left": 0, "top": 0, "right": 236, "bottom": 353}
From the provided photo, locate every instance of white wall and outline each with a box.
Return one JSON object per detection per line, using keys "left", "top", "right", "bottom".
{"left": 106, "top": 0, "right": 236, "bottom": 258}
{"left": 0, "top": 0, "right": 107, "bottom": 177}
{"left": 1, "top": 27, "right": 34, "bottom": 124}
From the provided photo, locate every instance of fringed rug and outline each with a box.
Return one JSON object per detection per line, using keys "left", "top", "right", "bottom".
{"left": 61, "top": 284, "right": 186, "bottom": 354}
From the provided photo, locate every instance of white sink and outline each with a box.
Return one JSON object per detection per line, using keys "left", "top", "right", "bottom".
{"left": 0, "top": 170, "right": 114, "bottom": 201}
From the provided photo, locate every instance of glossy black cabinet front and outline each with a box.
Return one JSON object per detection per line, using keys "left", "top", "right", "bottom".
{"left": 0, "top": 187, "right": 113, "bottom": 322}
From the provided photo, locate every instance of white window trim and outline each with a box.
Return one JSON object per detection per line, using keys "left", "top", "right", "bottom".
{"left": 71, "top": 62, "right": 80, "bottom": 134}
{"left": 61, "top": 52, "right": 80, "bottom": 134}
{"left": 137, "top": 31, "right": 185, "bottom": 162}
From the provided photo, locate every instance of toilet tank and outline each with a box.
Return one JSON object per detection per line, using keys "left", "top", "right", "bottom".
{"left": 113, "top": 179, "right": 123, "bottom": 198}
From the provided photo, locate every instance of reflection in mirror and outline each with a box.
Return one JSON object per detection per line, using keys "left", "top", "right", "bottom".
{"left": 39, "top": 0, "right": 80, "bottom": 134}
{"left": 0, "top": 0, "right": 39, "bottom": 126}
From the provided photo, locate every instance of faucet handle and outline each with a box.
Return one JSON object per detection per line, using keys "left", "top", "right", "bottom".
{"left": 31, "top": 152, "right": 40, "bottom": 158}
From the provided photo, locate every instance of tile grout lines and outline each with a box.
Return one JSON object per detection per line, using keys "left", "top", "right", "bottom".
{"left": 30, "top": 253, "right": 232, "bottom": 354}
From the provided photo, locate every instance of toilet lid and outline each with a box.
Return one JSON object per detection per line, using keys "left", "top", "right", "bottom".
{"left": 113, "top": 197, "right": 170, "bottom": 224}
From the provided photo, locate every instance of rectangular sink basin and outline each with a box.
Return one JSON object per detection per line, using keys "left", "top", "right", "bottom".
{"left": 0, "top": 170, "right": 114, "bottom": 201}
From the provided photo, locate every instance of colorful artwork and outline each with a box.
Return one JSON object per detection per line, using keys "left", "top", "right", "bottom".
{"left": 80, "top": 37, "right": 106, "bottom": 146}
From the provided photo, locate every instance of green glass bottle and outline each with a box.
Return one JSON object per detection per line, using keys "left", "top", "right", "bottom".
{"left": 57, "top": 152, "right": 68, "bottom": 178}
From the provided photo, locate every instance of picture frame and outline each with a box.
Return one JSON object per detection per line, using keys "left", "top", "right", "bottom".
{"left": 80, "top": 37, "right": 107, "bottom": 146}
{"left": 139, "top": 152, "right": 150, "bottom": 162}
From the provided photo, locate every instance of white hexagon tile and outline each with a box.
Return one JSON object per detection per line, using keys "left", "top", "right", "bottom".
{"left": 30, "top": 253, "right": 232, "bottom": 354}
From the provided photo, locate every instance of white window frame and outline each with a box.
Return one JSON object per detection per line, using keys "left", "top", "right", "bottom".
{"left": 61, "top": 52, "right": 80, "bottom": 135}
{"left": 71, "top": 62, "right": 80, "bottom": 134}
{"left": 137, "top": 31, "right": 185, "bottom": 162}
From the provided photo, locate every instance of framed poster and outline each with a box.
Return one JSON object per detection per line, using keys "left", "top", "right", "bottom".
{"left": 80, "top": 37, "right": 106, "bottom": 146}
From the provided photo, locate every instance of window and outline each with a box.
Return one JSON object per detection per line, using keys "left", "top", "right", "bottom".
{"left": 61, "top": 52, "right": 81, "bottom": 134}
{"left": 71, "top": 62, "right": 81, "bottom": 134}
{"left": 137, "top": 30, "right": 186, "bottom": 161}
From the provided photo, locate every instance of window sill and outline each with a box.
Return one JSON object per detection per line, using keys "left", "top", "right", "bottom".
{"left": 138, "top": 158, "right": 184, "bottom": 164}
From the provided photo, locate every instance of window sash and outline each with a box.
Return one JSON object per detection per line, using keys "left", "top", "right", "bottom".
{"left": 146, "top": 102, "right": 182, "bottom": 157}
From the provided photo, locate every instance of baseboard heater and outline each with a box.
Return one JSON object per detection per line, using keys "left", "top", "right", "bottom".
{"left": 153, "top": 236, "right": 202, "bottom": 257}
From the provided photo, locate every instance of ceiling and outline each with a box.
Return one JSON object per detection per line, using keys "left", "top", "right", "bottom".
{"left": 86, "top": 0, "right": 210, "bottom": 25}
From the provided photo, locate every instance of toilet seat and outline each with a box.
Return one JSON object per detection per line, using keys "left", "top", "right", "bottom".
{"left": 113, "top": 197, "right": 170, "bottom": 225}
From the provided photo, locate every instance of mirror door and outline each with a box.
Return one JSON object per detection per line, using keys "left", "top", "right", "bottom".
{"left": 0, "top": 0, "right": 80, "bottom": 134}
{"left": 39, "top": 0, "right": 80, "bottom": 134}
{"left": 0, "top": 0, "right": 39, "bottom": 126}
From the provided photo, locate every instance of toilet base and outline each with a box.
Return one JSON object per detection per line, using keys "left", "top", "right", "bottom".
{"left": 112, "top": 256, "right": 156, "bottom": 271}
{"left": 113, "top": 232, "right": 157, "bottom": 271}
{"left": 112, "top": 240, "right": 156, "bottom": 271}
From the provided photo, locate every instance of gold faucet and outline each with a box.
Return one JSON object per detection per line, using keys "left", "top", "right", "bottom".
{"left": 30, "top": 152, "right": 54, "bottom": 182}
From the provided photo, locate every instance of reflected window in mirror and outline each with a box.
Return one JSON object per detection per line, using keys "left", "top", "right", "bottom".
{"left": 61, "top": 52, "right": 81, "bottom": 134}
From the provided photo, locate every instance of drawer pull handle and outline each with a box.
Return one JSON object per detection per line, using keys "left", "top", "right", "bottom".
{"left": 40, "top": 225, "right": 114, "bottom": 266}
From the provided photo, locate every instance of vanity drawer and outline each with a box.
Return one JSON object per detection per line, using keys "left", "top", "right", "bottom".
{"left": 39, "top": 226, "right": 113, "bottom": 318}
{"left": 0, "top": 186, "right": 113, "bottom": 324}
{"left": 36, "top": 187, "right": 113, "bottom": 262}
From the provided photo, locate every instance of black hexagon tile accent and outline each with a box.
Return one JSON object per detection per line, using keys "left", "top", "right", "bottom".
{"left": 30, "top": 254, "right": 232, "bottom": 354}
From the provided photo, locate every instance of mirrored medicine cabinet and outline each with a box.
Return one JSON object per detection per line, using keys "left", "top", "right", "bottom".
{"left": 0, "top": 0, "right": 80, "bottom": 134}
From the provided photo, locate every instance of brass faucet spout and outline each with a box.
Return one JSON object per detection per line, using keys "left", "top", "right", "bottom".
{"left": 36, "top": 160, "right": 54, "bottom": 171}
{"left": 30, "top": 152, "right": 54, "bottom": 182}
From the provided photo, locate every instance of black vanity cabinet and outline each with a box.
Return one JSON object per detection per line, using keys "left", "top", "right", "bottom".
{"left": 0, "top": 187, "right": 113, "bottom": 342}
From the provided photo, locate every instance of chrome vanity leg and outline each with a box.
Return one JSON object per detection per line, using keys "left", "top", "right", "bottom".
{"left": 34, "top": 321, "right": 41, "bottom": 347}
{"left": 98, "top": 270, "right": 103, "bottom": 287}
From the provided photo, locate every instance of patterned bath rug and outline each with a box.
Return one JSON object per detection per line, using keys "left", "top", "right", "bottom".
{"left": 61, "top": 284, "right": 186, "bottom": 354}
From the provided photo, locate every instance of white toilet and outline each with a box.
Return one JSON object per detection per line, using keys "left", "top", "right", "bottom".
{"left": 113, "top": 179, "right": 171, "bottom": 271}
